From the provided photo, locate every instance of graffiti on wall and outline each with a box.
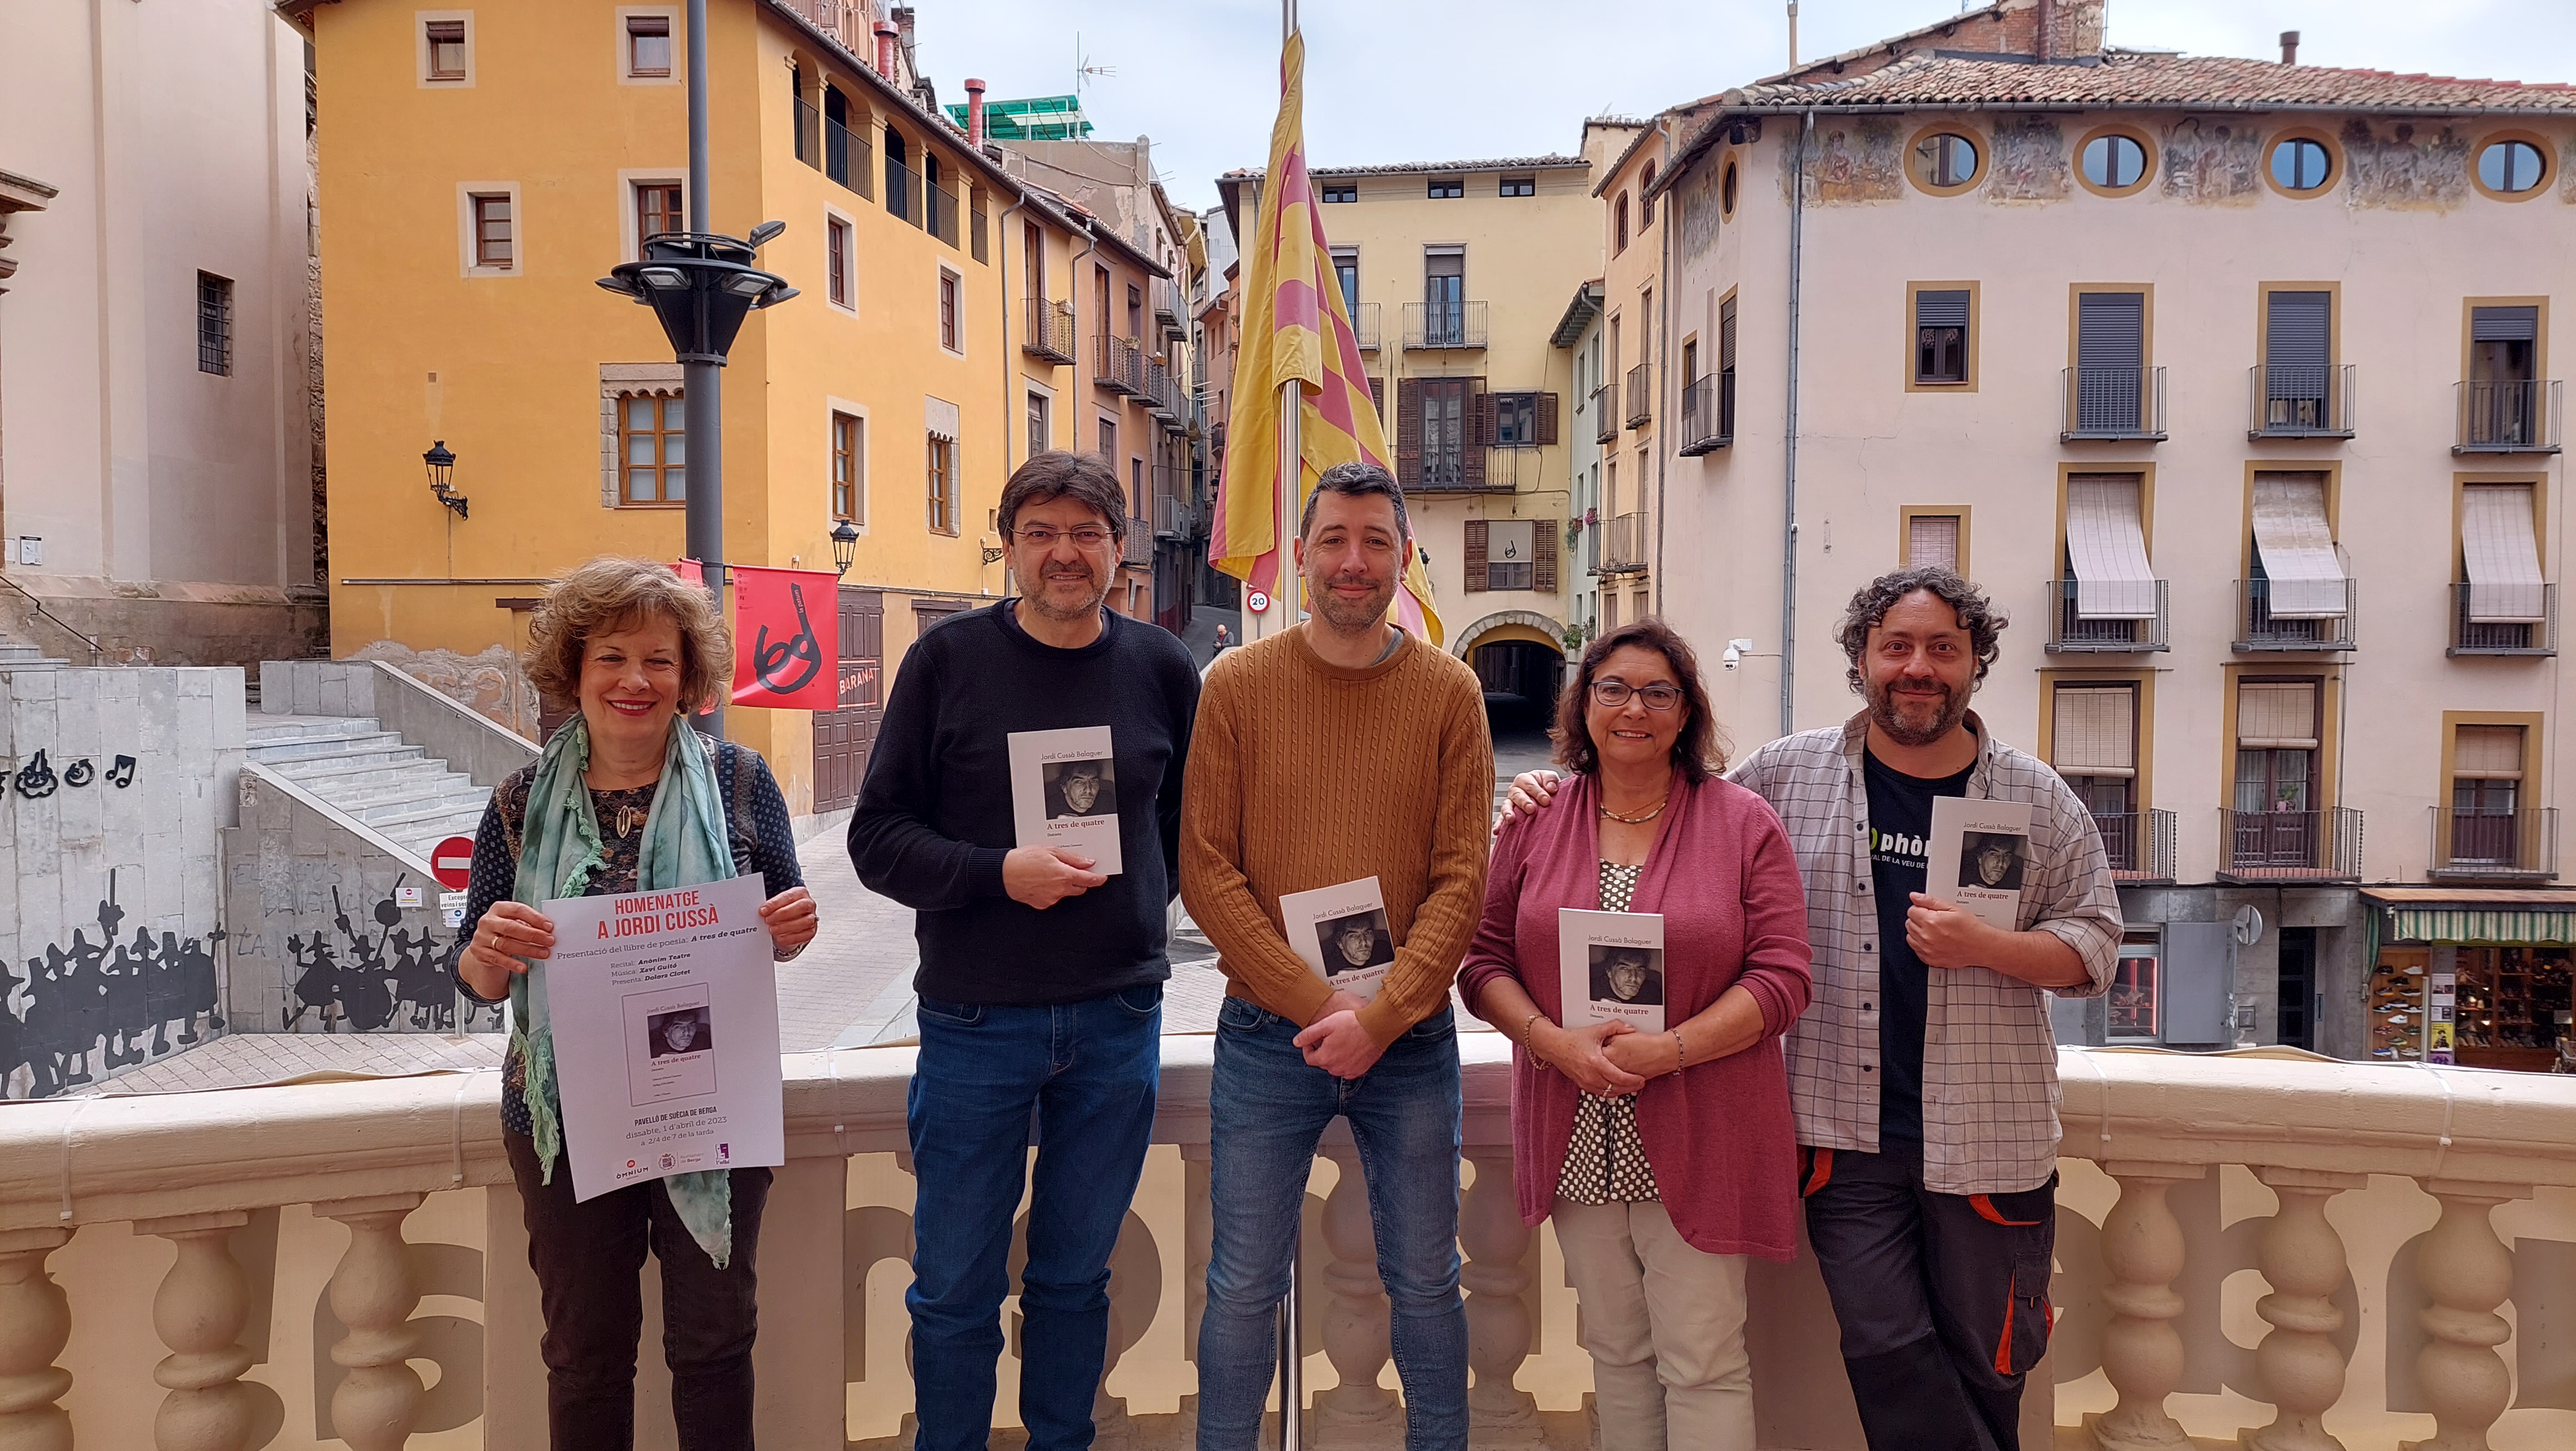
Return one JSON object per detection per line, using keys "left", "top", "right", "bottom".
{"left": 2160, "top": 119, "right": 2265, "bottom": 205}
{"left": 11, "top": 749, "right": 140, "bottom": 798}
{"left": 2, "top": 871, "right": 225, "bottom": 1099}
{"left": 2341, "top": 119, "right": 2472, "bottom": 211}
{"left": 1987, "top": 119, "right": 2072, "bottom": 203}
{"left": 278, "top": 879, "right": 494, "bottom": 1034}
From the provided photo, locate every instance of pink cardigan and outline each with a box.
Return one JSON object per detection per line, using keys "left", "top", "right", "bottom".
{"left": 1460, "top": 771, "right": 1813, "bottom": 1259}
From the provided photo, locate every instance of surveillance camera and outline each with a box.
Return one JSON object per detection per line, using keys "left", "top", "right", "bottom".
{"left": 1723, "top": 645, "right": 1742, "bottom": 670}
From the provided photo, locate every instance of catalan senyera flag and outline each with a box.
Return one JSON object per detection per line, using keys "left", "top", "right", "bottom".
{"left": 1211, "top": 29, "right": 1442, "bottom": 645}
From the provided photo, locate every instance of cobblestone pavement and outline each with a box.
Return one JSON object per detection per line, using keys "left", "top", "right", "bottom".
{"left": 84, "top": 712, "right": 1538, "bottom": 1094}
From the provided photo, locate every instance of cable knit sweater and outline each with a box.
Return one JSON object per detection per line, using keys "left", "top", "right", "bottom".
{"left": 1179, "top": 624, "right": 1495, "bottom": 1046}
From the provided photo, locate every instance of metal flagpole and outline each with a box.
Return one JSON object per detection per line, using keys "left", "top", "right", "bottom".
{"left": 1275, "top": 4, "right": 1306, "bottom": 1443}
{"left": 683, "top": 0, "right": 726, "bottom": 739}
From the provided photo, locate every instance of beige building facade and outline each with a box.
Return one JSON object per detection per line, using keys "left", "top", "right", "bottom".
{"left": 1642, "top": 0, "right": 2576, "bottom": 1062}
{"left": 0, "top": 0, "right": 325, "bottom": 666}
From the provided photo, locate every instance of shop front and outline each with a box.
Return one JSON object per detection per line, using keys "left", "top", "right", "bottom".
{"left": 2364, "top": 888, "right": 2576, "bottom": 1072}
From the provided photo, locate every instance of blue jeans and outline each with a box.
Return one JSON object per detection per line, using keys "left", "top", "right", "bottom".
{"left": 1196, "top": 996, "right": 1467, "bottom": 1451}
{"left": 907, "top": 984, "right": 1163, "bottom": 1451}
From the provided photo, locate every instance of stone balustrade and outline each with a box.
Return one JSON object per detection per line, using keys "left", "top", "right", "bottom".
{"left": 3, "top": 1039, "right": 2574, "bottom": 1449}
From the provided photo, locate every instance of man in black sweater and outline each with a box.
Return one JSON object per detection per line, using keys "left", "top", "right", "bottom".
{"left": 847, "top": 451, "right": 1197, "bottom": 1451}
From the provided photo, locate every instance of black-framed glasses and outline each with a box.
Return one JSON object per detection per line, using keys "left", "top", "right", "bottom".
{"left": 1013, "top": 524, "right": 1114, "bottom": 549}
{"left": 1591, "top": 680, "right": 1682, "bottom": 711}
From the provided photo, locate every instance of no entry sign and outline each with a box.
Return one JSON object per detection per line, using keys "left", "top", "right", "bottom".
{"left": 430, "top": 835, "right": 477, "bottom": 891}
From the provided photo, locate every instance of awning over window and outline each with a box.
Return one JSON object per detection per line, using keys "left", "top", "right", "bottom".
{"left": 924, "top": 395, "right": 961, "bottom": 442}
{"left": 2052, "top": 685, "right": 2135, "bottom": 776}
{"left": 2252, "top": 473, "right": 2346, "bottom": 619}
{"left": 2237, "top": 681, "right": 2319, "bottom": 751}
{"left": 2462, "top": 484, "right": 2545, "bottom": 624}
{"left": 2365, "top": 887, "right": 2576, "bottom": 944}
{"left": 2066, "top": 475, "right": 2156, "bottom": 619}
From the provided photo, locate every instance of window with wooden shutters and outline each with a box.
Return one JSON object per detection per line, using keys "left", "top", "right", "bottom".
{"left": 1461, "top": 383, "right": 1490, "bottom": 489}
{"left": 2075, "top": 290, "right": 2146, "bottom": 433}
{"left": 424, "top": 20, "right": 467, "bottom": 81}
{"left": 1534, "top": 518, "right": 1559, "bottom": 593}
{"left": 2450, "top": 724, "right": 2528, "bottom": 864}
{"left": 1367, "top": 376, "right": 1385, "bottom": 420}
{"left": 1534, "top": 392, "right": 1560, "bottom": 446}
{"left": 1416, "top": 378, "right": 1473, "bottom": 489}
{"left": 1463, "top": 518, "right": 1489, "bottom": 592}
{"left": 1914, "top": 288, "right": 1969, "bottom": 384}
{"left": 2234, "top": 681, "right": 2320, "bottom": 857}
{"left": 2052, "top": 683, "right": 2139, "bottom": 820}
{"left": 1395, "top": 377, "right": 1423, "bottom": 483}
{"left": 831, "top": 411, "right": 863, "bottom": 522}
{"left": 471, "top": 193, "right": 514, "bottom": 269}
{"left": 1718, "top": 295, "right": 1738, "bottom": 438}
{"left": 1486, "top": 519, "right": 1535, "bottom": 590}
{"left": 637, "top": 183, "right": 683, "bottom": 249}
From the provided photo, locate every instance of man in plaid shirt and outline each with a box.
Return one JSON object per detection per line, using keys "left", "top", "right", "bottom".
{"left": 1508, "top": 567, "right": 2120, "bottom": 1450}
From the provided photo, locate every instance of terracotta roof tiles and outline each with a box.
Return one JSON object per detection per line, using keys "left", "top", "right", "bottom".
{"left": 1730, "top": 51, "right": 2576, "bottom": 115}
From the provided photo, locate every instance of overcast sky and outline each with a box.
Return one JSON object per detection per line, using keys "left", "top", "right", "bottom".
{"left": 907, "top": 0, "right": 2576, "bottom": 216}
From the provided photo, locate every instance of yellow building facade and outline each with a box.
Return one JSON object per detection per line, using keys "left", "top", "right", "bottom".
{"left": 296, "top": 0, "right": 1165, "bottom": 818}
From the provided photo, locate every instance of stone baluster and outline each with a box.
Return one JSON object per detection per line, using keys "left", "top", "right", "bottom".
{"left": 0, "top": 1226, "right": 76, "bottom": 1451}
{"left": 2243, "top": 1168, "right": 2363, "bottom": 1451}
{"left": 1460, "top": 1147, "right": 1541, "bottom": 1444}
{"left": 2407, "top": 1180, "right": 2526, "bottom": 1451}
{"left": 316, "top": 1194, "right": 427, "bottom": 1451}
{"left": 137, "top": 1210, "right": 259, "bottom": 1451}
{"left": 1310, "top": 1143, "right": 1402, "bottom": 1445}
{"left": 2090, "top": 1162, "right": 2206, "bottom": 1451}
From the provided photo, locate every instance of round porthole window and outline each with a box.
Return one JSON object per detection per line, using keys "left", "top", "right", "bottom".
{"left": 2476, "top": 138, "right": 2548, "bottom": 197}
{"left": 1907, "top": 131, "right": 1980, "bottom": 194}
{"left": 1721, "top": 157, "right": 1739, "bottom": 217}
{"left": 2268, "top": 135, "right": 2334, "bottom": 194}
{"left": 2080, "top": 133, "right": 2150, "bottom": 192}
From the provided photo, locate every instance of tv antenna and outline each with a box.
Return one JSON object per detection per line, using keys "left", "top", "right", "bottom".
{"left": 1075, "top": 33, "right": 1117, "bottom": 93}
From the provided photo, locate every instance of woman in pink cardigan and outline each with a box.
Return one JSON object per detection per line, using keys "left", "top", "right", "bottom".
{"left": 1462, "top": 619, "right": 1812, "bottom": 1451}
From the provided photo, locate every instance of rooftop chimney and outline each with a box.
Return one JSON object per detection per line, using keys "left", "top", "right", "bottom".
{"left": 2280, "top": 30, "right": 2301, "bottom": 65}
{"left": 875, "top": 22, "right": 897, "bottom": 79}
{"left": 964, "top": 77, "right": 987, "bottom": 150}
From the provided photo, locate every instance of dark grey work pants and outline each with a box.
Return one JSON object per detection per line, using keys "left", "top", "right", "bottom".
{"left": 1800, "top": 1143, "right": 2056, "bottom": 1451}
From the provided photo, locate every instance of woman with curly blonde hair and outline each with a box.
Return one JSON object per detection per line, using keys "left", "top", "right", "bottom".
{"left": 450, "top": 556, "right": 817, "bottom": 1451}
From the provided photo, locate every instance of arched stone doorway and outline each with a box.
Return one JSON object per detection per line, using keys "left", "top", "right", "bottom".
{"left": 1454, "top": 611, "right": 1567, "bottom": 767}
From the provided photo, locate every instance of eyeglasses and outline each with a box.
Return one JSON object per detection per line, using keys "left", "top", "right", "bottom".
{"left": 1590, "top": 680, "right": 1682, "bottom": 711}
{"left": 1013, "top": 524, "right": 1114, "bottom": 549}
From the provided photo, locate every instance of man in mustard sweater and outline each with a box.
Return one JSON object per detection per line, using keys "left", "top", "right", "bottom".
{"left": 1180, "top": 462, "right": 1495, "bottom": 1450}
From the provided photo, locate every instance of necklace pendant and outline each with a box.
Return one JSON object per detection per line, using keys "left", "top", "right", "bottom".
{"left": 617, "top": 806, "right": 641, "bottom": 839}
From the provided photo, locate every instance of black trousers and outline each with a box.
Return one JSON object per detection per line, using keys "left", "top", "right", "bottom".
{"left": 1801, "top": 1143, "right": 2056, "bottom": 1451}
{"left": 506, "top": 1128, "right": 774, "bottom": 1451}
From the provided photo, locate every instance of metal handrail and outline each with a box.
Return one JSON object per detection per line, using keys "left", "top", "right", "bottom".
{"left": 2061, "top": 366, "right": 2168, "bottom": 441}
{"left": 2235, "top": 577, "right": 2357, "bottom": 652}
{"left": 2247, "top": 363, "right": 2357, "bottom": 438}
{"left": 0, "top": 572, "right": 104, "bottom": 665}
{"left": 1022, "top": 298, "right": 1075, "bottom": 363}
{"left": 1591, "top": 383, "right": 1618, "bottom": 445}
{"left": 823, "top": 117, "right": 873, "bottom": 199}
{"left": 1678, "top": 376, "right": 1730, "bottom": 455}
{"left": 1624, "top": 363, "right": 1651, "bottom": 429}
{"left": 2448, "top": 582, "right": 2558, "bottom": 656}
{"left": 2219, "top": 805, "right": 2364, "bottom": 880}
{"left": 2045, "top": 578, "right": 2170, "bottom": 653}
{"left": 2090, "top": 809, "right": 2178, "bottom": 882}
{"left": 2454, "top": 379, "right": 2564, "bottom": 454}
{"left": 2428, "top": 806, "right": 2558, "bottom": 879}
{"left": 1403, "top": 299, "right": 1486, "bottom": 349}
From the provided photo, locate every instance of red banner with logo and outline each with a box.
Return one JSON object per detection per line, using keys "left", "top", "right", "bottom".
{"left": 729, "top": 566, "right": 839, "bottom": 709}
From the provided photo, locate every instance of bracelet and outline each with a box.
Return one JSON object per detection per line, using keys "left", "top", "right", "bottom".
{"left": 1672, "top": 1026, "right": 1689, "bottom": 1070}
{"left": 1519, "top": 1010, "right": 1547, "bottom": 1055}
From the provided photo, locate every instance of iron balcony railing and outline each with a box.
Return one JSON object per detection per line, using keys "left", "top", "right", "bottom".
{"left": 1592, "top": 383, "right": 1619, "bottom": 445}
{"left": 793, "top": 97, "right": 821, "bottom": 170}
{"left": 1677, "top": 376, "right": 1731, "bottom": 455}
{"left": 2219, "top": 806, "right": 2364, "bottom": 881}
{"left": 885, "top": 158, "right": 922, "bottom": 227}
{"left": 970, "top": 197, "right": 988, "bottom": 264}
{"left": 1597, "top": 512, "right": 1649, "bottom": 575}
{"left": 1152, "top": 470, "right": 1196, "bottom": 539}
{"left": 2061, "top": 366, "right": 2168, "bottom": 441}
{"left": 1481, "top": 447, "right": 1538, "bottom": 492}
{"left": 2455, "top": 379, "right": 2564, "bottom": 454}
{"left": 1142, "top": 358, "right": 1173, "bottom": 417}
{"left": 1625, "top": 363, "right": 1652, "bottom": 429}
{"left": 1352, "top": 301, "right": 1381, "bottom": 352}
{"left": 1152, "top": 277, "right": 1184, "bottom": 333}
{"left": 2448, "top": 582, "right": 2558, "bottom": 656}
{"left": 2428, "top": 807, "right": 2559, "bottom": 880}
{"left": 823, "top": 117, "right": 874, "bottom": 199}
{"left": 1120, "top": 518, "right": 1153, "bottom": 567}
{"left": 2235, "top": 577, "right": 2358, "bottom": 652}
{"left": 2044, "top": 578, "right": 2170, "bottom": 653}
{"left": 2092, "top": 809, "right": 2178, "bottom": 882}
{"left": 1094, "top": 334, "right": 1143, "bottom": 395}
{"left": 2248, "top": 363, "right": 2357, "bottom": 439}
{"left": 1403, "top": 299, "right": 1486, "bottom": 350}
{"left": 1022, "top": 298, "right": 1076, "bottom": 364}
{"left": 925, "top": 181, "right": 960, "bottom": 247}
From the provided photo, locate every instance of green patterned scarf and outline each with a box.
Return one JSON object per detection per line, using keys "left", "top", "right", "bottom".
{"left": 509, "top": 714, "right": 744, "bottom": 1266}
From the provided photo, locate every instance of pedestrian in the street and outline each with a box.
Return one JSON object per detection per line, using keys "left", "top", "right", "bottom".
{"left": 846, "top": 449, "right": 1199, "bottom": 1451}
{"left": 1462, "top": 618, "right": 1811, "bottom": 1451}
{"left": 1501, "top": 567, "right": 2121, "bottom": 1451}
{"left": 1179, "top": 461, "right": 1494, "bottom": 1451}
{"left": 450, "top": 556, "right": 818, "bottom": 1451}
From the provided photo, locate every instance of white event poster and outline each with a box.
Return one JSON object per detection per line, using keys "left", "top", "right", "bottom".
{"left": 1558, "top": 908, "right": 1666, "bottom": 1032}
{"left": 1927, "top": 796, "right": 2035, "bottom": 932}
{"left": 540, "top": 874, "right": 784, "bottom": 1202}
{"left": 1281, "top": 875, "right": 1394, "bottom": 1000}
{"left": 1008, "top": 726, "right": 1123, "bottom": 876}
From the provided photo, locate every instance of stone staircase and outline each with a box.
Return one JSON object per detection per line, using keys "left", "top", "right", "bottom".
{"left": 245, "top": 714, "right": 492, "bottom": 862}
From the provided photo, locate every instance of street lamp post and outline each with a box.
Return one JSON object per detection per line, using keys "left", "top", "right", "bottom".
{"left": 594, "top": 0, "right": 796, "bottom": 738}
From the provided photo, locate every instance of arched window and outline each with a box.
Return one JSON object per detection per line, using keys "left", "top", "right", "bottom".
{"left": 1640, "top": 160, "right": 1659, "bottom": 225}
{"left": 1613, "top": 193, "right": 1629, "bottom": 255}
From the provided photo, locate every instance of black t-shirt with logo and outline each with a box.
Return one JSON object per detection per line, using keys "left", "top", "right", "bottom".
{"left": 1862, "top": 747, "right": 1976, "bottom": 1150}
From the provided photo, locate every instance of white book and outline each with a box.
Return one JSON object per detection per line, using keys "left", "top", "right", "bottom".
{"left": 1280, "top": 876, "right": 1394, "bottom": 1001}
{"left": 1926, "top": 795, "right": 2035, "bottom": 932}
{"left": 1007, "top": 726, "right": 1122, "bottom": 877}
{"left": 1558, "top": 908, "right": 1666, "bottom": 1033}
